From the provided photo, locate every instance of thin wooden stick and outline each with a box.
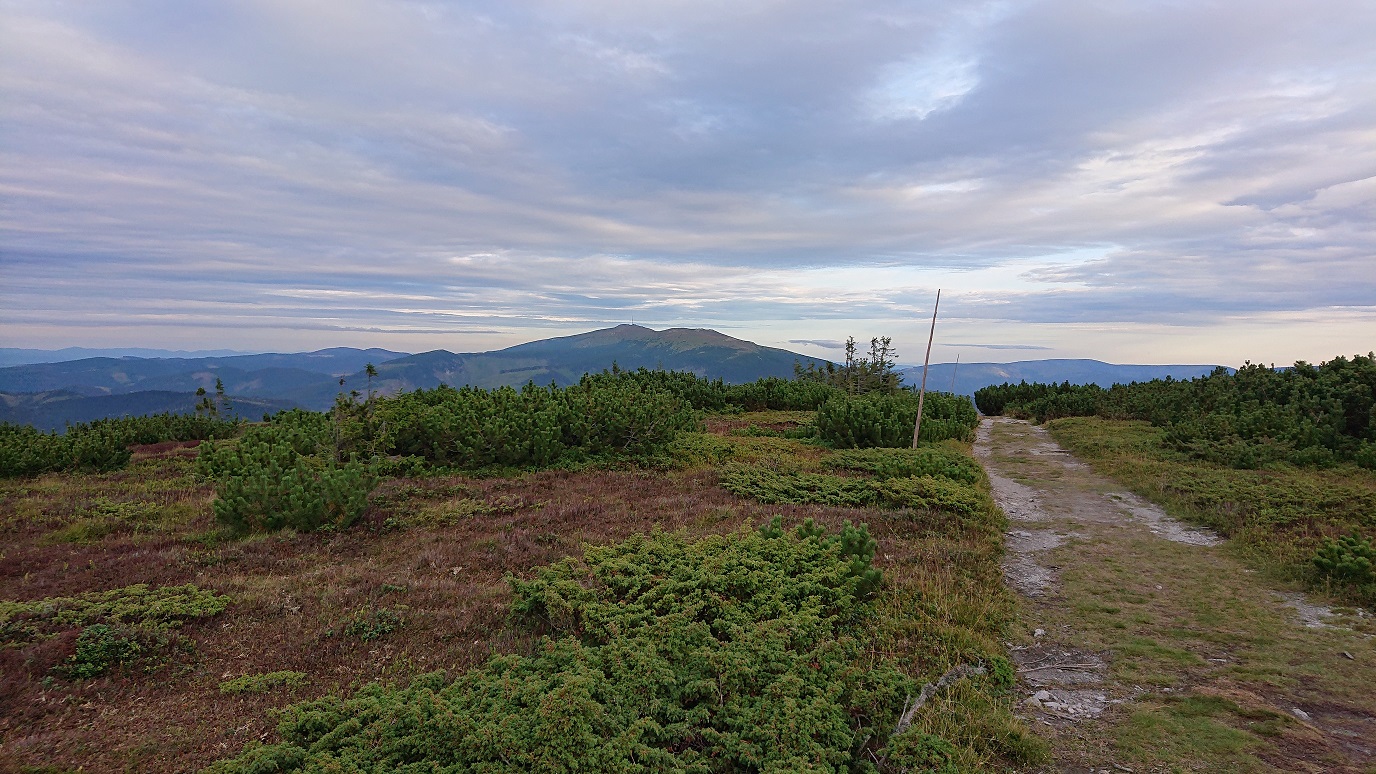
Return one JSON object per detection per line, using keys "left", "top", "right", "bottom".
{"left": 911, "top": 289, "right": 941, "bottom": 448}
{"left": 890, "top": 662, "right": 985, "bottom": 738}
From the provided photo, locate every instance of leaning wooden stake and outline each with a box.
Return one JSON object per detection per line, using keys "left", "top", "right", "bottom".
{"left": 911, "top": 289, "right": 941, "bottom": 448}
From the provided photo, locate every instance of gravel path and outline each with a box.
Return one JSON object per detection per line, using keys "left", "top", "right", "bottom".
{"left": 976, "top": 417, "right": 1375, "bottom": 773}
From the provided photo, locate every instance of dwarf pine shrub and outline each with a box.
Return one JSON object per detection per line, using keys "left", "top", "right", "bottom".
{"left": 378, "top": 379, "right": 696, "bottom": 468}
{"left": 1313, "top": 532, "right": 1375, "bottom": 585}
{"left": 61, "top": 624, "right": 143, "bottom": 679}
{"left": 816, "top": 392, "right": 977, "bottom": 449}
{"left": 206, "top": 522, "right": 924, "bottom": 773}
{"left": 220, "top": 671, "right": 309, "bottom": 695}
{"left": 198, "top": 420, "right": 377, "bottom": 534}
{"left": 825, "top": 446, "right": 982, "bottom": 483}
{"left": 0, "top": 583, "right": 230, "bottom": 645}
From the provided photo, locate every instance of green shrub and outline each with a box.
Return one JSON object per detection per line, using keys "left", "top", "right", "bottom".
{"left": 0, "top": 583, "right": 230, "bottom": 645}
{"left": 343, "top": 608, "right": 405, "bottom": 641}
{"left": 60, "top": 624, "right": 143, "bottom": 679}
{"left": 721, "top": 446, "right": 987, "bottom": 516}
{"left": 872, "top": 476, "right": 986, "bottom": 516}
{"left": 0, "top": 422, "right": 131, "bottom": 477}
{"left": 719, "top": 464, "right": 877, "bottom": 507}
{"left": 977, "top": 353, "right": 1376, "bottom": 468}
{"left": 220, "top": 671, "right": 310, "bottom": 695}
{"left": 199, "top": 423, "right": 377, "bottom": 534}
{"left": 0, "top": 412, "right": 243, "bottom": 478}
{"left": 1355, "top": 442, "right": 1376, "bottom": 471}
{"left": 379, "top": 379, "right": 696, "bottom": 468}
{"left": 826, "top": 446, "right": 981, "bottom": 483}
{"left": 1313, "top": 532, "right": 1375, "bottom": 585}
{"left": 884, "top": 732, "right": 959, "bottom": 773}
{"left": 206, "top": 522, "right": 914, "bottom": 773}
{"left": 816, "top": 392, "right": 977, "bottom": 449}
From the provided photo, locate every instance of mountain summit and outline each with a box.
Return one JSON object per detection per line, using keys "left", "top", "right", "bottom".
{"left": 311, "top": 325, "right": 827, "bottom": 405}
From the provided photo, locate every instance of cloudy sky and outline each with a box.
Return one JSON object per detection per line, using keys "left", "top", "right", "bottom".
{"left": 2, "top": 0, "right": 1373, "bottom": 366}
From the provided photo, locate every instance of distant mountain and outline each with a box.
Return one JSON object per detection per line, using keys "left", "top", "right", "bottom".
{"left": 0, "top": 334, "right": 1233, "bottom": 428}
{"left": 895, "top": 359, "right": 1227, "bottom": 397}
{"left": 0, "top": 348, "right": 410, "bottom": 398}
{"left": 0, "top": 390, "right": 300, "bottom": 432}
{"left": 285, "top": 325, "right": 830, "bottom": 408}
{"left": 0, "top": 328, "right": 829, "bottom": 421}
{"left": 0, "top": 347, "right": 252, "bottom": 367}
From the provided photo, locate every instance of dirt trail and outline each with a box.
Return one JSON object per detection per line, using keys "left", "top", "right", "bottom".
{"left": 976, "top": 417, "right": 1376, "bottom": 773}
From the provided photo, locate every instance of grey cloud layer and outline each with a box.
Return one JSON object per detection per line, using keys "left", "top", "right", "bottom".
{"left": 2, "top": 0, "right": 1373, "bottom": 350}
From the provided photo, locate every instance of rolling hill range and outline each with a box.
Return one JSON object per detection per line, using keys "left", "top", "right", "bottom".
{"left": 0, "top": 347, "right": 253, "bottom": 368}
{"left": 1, "top": 327, "right": 1229, "bottom": 429}
{"left": 282, "top": 325, "right": 831, "bottom": 407}
{"left": 895, "top": 359, "right": 1227, "bottom": 397}
{"left": 0, "top": 327, "right": 831, "bottom": 423}
{"left": 0, "top": 348, "right": 410, "bottom": 397}
{"left": 0, "top": 390, "right": 300, "bottom": 431}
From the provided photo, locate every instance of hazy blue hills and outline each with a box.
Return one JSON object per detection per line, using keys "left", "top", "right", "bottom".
{"left": 0, "top": 328, "right": 828, "bottom": 423}
{"left": 0, "top": 348, "right": 410, "bottom": 397}
{"left": 0, "top": 390, "right": 299, "bottom": 432}
{"left": 895, "top": 359, "right": 1227, "bottom": 397}
{"left": 0, "top": 347, "right": 253, "bottom": 367}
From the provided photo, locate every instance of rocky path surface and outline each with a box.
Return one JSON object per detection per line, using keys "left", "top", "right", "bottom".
{"left": 976, "top": 417, "right": 1376, "bottom": 773}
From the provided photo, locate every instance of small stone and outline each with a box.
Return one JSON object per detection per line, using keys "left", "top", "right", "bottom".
{"left": 1342, "top": 651, "right": 1355, "bottom": 660}
{"left": 1023, "top": 696, "right": 1043, "bottom": 708}
{"left": 1291, "top": 708, "right": 1312, "bottom": 722}
{"left": 1033, "top": 690, "right": 1054, "bottom": 702}
{"left": 1034, "top": 628, "right": 1046, "bottom": 637}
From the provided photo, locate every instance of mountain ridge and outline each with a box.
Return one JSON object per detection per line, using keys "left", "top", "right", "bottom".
{"left": 1, "top": 328, "right": 1230, "bottom": 428}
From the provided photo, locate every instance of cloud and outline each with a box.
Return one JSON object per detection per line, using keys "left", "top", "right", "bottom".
{"left": 788, "top": 339, "right": 848, "bottom": 350}
{"left": 1, "top": 0, "right": 1373, "bottom": 362}
{"left": 938, "top": 343, "right": 1053, "bottom": 351}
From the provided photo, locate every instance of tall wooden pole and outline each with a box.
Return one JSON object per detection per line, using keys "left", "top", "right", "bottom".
{"left": 950, "top": 354, "right": 960, "bottom": 392}
{"left": 912, "top": 289, "right": 941, "bottom": 448}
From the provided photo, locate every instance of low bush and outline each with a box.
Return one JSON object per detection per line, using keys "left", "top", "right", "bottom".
{"left": 0, "top": 583, "right": 230, "bottom": 645}
{"left": 0, "top": 422, "right": 131, "bottom": 477}
{"left": 342, "top": 608, "right": 405, "bottom": 641}
{"left": 0, "top": 583, "right": 229, "bottom": 683}
{"left": 872, "top": 475, "right": 986, "bottom": 517}
{"left": 816, "top": 392, "right": 977, "bottom": 449}
{"left": 719, "top": 464, "right": 877, "bottom": 507}
{"left": 1313, "top": 532, "right": 1375, "bottom": 585}
{"left": 207, "top": 522, "right": 921, "bottom": 773}
{"left": 0, "top": 413, "right": 242, "bottom": 478}
{"left": 198, "top": 421, "right": 377, "bottom": 534}
{"left": 720, "top": 464, "right": 987, "bottom": 518}
{"left": 60, "top": 624, "right": 143, "bottom": 679}
{"left": 220, "top": 671, "right": 310, "bottom": 695}
{"left": 977, "top": 353, "right": 1376, "bottom": 469}
{"left": 379, "top": 378, "right": 696, "bottom": 468}
{"left": 825, "top": 445, "right": 982, "bottom": 484}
